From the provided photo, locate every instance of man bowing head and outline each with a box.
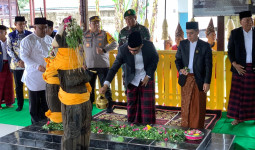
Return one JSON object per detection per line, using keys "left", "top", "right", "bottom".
{"left": 100, "top": 31, "right": 159, "bottom": 124}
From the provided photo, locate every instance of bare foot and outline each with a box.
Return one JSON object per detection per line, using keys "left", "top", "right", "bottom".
{"left": 7, "top": 105, "right": 14, "bottom": 108}
{"left": 231, "top": 119, "right": 242, "bottom": 125}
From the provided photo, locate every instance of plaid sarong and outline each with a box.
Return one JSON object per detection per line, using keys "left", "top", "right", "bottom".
{"left": 127, "top": 80, "right": 156, "bottom": 124}
{"left": 227, "top": 63, "right": 255, "bottom": 121}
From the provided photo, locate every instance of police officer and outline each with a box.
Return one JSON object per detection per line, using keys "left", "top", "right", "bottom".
{"left": 118, "top": 9, "right": 150, "bottom": 47}
{"left": 83, "top": 16, "right": 117, "bottom": 113}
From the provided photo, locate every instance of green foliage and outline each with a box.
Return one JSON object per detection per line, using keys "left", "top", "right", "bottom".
{"left": 65, "top": 18, "right": 83, "bottom": 50}
{"left": 112, "top": 0, "right": 118, "bottom": 3}
{"left": 184, "top": 67, "right": 190, "bottom": 73}
{"left": 125, "top": 0, "right": 132, "bottom": 12}
{"left": 18, "top": 0, "right": 29, "bottom": 11}
{"left": 91, "top": 121, "right": 185, "bottom": 142}
{"left": 42, "top": 121, "right": 63, "bottom": 131}
{"left": 42, "top": 120, "right": 185, "bottom": 143}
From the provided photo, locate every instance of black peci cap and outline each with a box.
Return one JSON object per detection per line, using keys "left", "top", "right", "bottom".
{"left": 15, "top": 16, "right": 25, "bottom": 22}
{"left": 186, "top": 22, "right": 199, "bottom": 30}
{"left": 47, "top": 20, "right": 54, "bottom": 27}
{"left": 239, "top": 11, "right": 252, "bottom": 20}
{"left": 34, "top": 17, "right": 47, "bottom": 25}
{"left": 0, "top": 25, "right": 8, "bottom": 30}
{"left": 128, "top": 31, "right": 143, "bottom": 48}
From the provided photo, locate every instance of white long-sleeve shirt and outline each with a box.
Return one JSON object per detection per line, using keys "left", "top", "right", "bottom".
{"left": 20, "top": 33, "right": 52, "bottom": 91}
{"left": 130, "top": 50, "right": 146, "bottom": 87}
{"left": 188, "top": 41, "right": 197, "bottom": 73}
{"left": 243, "top": 29, "right": 253, "bottom": 63}
{"left": 104, "top": 49, "right": 147, "bottom": 87}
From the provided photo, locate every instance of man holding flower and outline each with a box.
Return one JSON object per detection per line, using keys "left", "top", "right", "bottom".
{"left": 175, "top": 21, "right": 212, "bottom": 129}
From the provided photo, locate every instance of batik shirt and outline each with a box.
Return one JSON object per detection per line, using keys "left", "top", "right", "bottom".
{"left": 7, "top": 30, "right": 32, "bottom": 70}
{"left": 118, "top": 23, "right": 150, "bottom": 47}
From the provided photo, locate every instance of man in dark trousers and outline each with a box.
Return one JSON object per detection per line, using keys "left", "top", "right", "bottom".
{"left": 83, "top": 16, "right": 117, "bottom": 113}
{"left": 20, "top": 17, "right": 52, "bottom": 124}
{"left": 175, "top": 21, "right": 212, "bottom": 129}
{"left": 100, "top": 31, "right": 159, "bottom": 124}
{"left": 227, "top": 11, "right": 255, "bottom": 125}
{"left": 7, "top": 16, "right": 32, "bottom": 111}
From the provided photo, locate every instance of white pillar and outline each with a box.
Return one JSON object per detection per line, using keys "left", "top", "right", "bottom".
{"left": 188, "top": 0, "right": 193, "bottom": 21}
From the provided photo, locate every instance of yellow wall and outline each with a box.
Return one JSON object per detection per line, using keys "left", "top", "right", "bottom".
{"left": 21, "top": 50, "right": 232, "bottom": 111}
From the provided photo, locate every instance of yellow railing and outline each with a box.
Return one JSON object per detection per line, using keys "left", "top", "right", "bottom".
{"left": 95, "top": 50, "right": 232, "bottom": 111}
{"left": 21, "top": 50, "right": 232, "bottom": 111}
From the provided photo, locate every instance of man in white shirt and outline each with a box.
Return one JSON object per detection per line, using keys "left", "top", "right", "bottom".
{"left": 175, "top": 21, "right": 212, "bottom": 129}
{"left": 100, "top": 31, "right": 159, "bottom": 124}
{"left": 0, "top": 25, "right": 14, "bottom": 109}
{"left": 20, "top": 17, "right": 52, "bottom": 124}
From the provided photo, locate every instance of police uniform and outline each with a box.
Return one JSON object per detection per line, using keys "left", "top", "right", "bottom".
{"left": 83, "top": 16, "right": 117, "bottom": 113}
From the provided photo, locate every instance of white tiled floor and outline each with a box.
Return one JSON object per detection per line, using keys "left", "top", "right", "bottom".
{"left": 0, "top": 124, "right": 24, "bottom": 137}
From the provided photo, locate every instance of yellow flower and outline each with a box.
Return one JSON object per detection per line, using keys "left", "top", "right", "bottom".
{"left": 147, "top": 125, "right": 152, "bottom": 131}
{"left": 193, "top": 133, "right": 199, "bottom": 136}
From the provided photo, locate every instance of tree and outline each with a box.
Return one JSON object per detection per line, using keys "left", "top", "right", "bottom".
{"left": 18, "top": 0, "right": 29, "bottom": 11}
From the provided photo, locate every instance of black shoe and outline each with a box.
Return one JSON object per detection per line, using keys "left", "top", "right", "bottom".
{"left": 106, "top": 107, "right": 113, "bottom": 113}
{"left": 16, "top": 107, "right": 22, "bottom": 111}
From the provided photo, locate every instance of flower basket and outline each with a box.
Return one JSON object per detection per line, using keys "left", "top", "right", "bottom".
{"left": 48, "top": 130, "right": 64, "bottom": 135}
{"left": 184, "top": 129, "right": 204, "bottom": 140}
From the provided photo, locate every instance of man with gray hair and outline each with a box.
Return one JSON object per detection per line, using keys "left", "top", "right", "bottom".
{"left": 227, "top": 11, "right": 255, "bottom": 125}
